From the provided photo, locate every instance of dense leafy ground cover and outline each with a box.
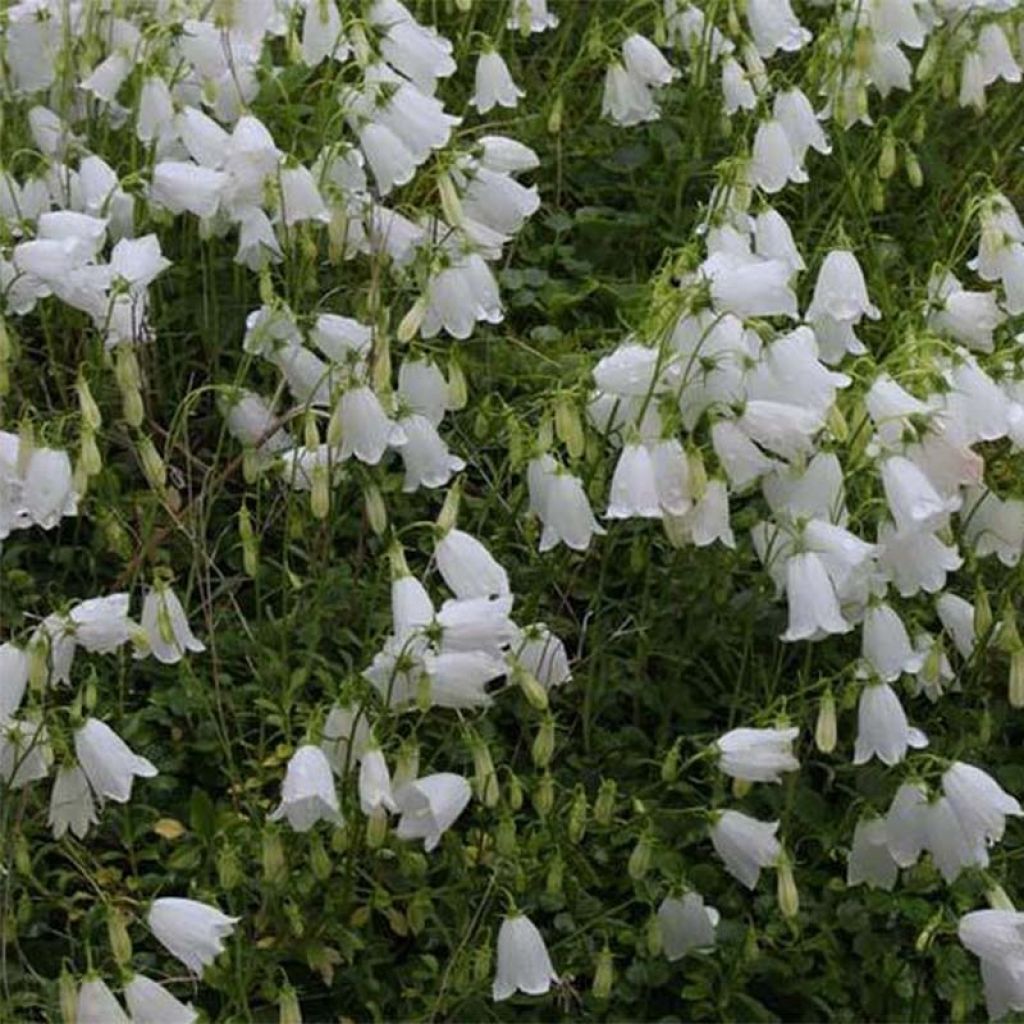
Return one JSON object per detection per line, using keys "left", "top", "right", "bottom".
{"left": 3, "top": 0, "right": 1024, "bottom": 1021}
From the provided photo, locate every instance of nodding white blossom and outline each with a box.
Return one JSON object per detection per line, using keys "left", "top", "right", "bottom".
{"left": 749, "top": 119, "right": 807, "bottom": 194}
{"left": 77, "top": 978, "right": 130, "bottom": 1024}
{"left": 436, "top": 529, "right": 510, "bottom": 599}
{"left": 0, "top": 718, "right": 51, "bottom": 788}
{"left": 394, "top": 772, "right": 472, "bottom": 851}
{"left": 722, "top": 58, "right": 758, "bottom": 115}
{"left": 507, "top": 0, "right": 559, "bottom": 33}
{"left": 622, "top": 34, "right": 679, "bottom": 88}
{"left": 657, "top": 893, "right": 720, "bottom": 960}
{"left": 959, "top": 909, "right": 1024, "bottom": 1021}
{"left": 74, "top": 718, "right": 157, "bottom": 803}
{"left": 513, "top": 625, "right": 572, "bottom": 690}
{"left": 471, "top": 51, "right": 524, "bottom": 113}
{"left": 601, "top": 63, "right": 660, "bottom": 126}
{"left": 320, "top": 704, "right": 371, "bottom": 774}
{"left": 710, "top": 810, "right": 781, "bottom": 889}
{"left": 862, "top": 602, "right": 923, "bottom": 681}
{"left": 270, "top": 745, "right": 343, "bottom": 831}
{"left": 528, "top": 455, "right": 606, "bottom": 553}
{"left": 300, "top": 0, "right": 347, "bottom": 67}
{"left": 48, "top": 764, "right": 98, "bottom": 840}
{"left": 927, "top": 271, "right": 1005, "bottom": 353}
{"left": 359, "top": 746, "right": 398, "bottom": 815}
{"left": 936, "top": 593, "right": 976, "bottom": 659}
{"left": 847, "top": 817, "right": 899, "bottom": 891}
{"left": 139, "top": 585, "right": 206, "bottom": 665}
{"left": 942, "top": 762, "right": 1022, "bottom": 847}
{"left": 781, "top": 551, "right": 851, "bottom": 642}
{"left": 853, "top": 681, "right": 927, "bottom": 766}
{"left": 147, "top": 898, "right": 239, "bottom": 976}
{"left": 715, "top": 726, "right": 799, "bottom": 783}
{"left": 745, "top": 0, "right": 811, "bottom": 58}
{"left": 124, "top": 974, "right": 197, "bottom": 1024}
{"left": 492, "top": 913, "right": 558, "bottom": 1001}
{"left": 0, "top": 643, "right": 29, "bottom": 720}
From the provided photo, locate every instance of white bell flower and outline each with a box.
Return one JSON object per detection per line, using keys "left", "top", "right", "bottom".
{"left": 877, "top": 522, "right": 962, "bottom": 597}
{"left": 712, "top": 419, "right": 777, "bottom": 488}
{"left": 394, "top": 772, "right": 472, "bottom": 851}
{"left": 0, "top": 643, "right": 29, "bottom": 721}
{"left": 471, "top": 51, "right": 524, "bottom": 112}
{"left": 754, "top": 208, "right": 805, "bottom": 273}
{"left": 139, "top": 585, "right": 206, "bottom": 665}
{"left": 925, "top": 796, "right": 988, "bottom": 883}
{"left": 936, "top": 593, "right": 976, "bottom": 659}
{"left": 528, "top": 455, "right": 606, "bottom": 553}
{"left": 847, "top": 817, "right": 899, "bottom": 891}
{"left": 853, "top": 681, "right": 927, "bottom": 766}
{"left": 512, "top": 625, "right": 571, "bottom": 690}
{"left": 774, "top": 88, "right": 830, "bottom": 162}
{"left": 0, "top": 718, "right": 51, "bottom": 788}
{"left": 959, "top": 909, "right": 1024, "bottom": 1021}
{"left": 357, "top": 122, "right": 417, "bottom": 196}
{"left": 70, "top": 594, "right": 137, "bottom": 654}
{"left": 749, "top": 119, "right": 807, "bottom": 194}
{"left": 715, "top": 726, "right": 799, "bottom": 783}
{"left": 398, "top": 415, "right": 465, "bottom": 491}
{"left": 880, "top": 456, "right": 958, "bottom": 534}
{"left": 601, "top": 63, "right": 659, "bottom": 126}
{"left": 862, "top": 603, "right": 923, "bottom": 681}
{"left": 300, "top": 0, "right": 346, "bottom": 66}
{"left": 722, "top": 58, "right": 757, "bottom": 115}
{"left": 359, "top": 747, "right": 398, "bottom": 815}
{"left": 48, "top": 764, "right": 98, "bottom": 840}
{"left": 147, "top": 897, "right": 239, "bottom": 976}
{"left": 746, "top": 0, "right": 811, "bottom": 57}
{"left": 320, "top": 704, "right": 371, "bottom": 775}
{"left": 150, "top": 162, "right": 226, "bottom": 218}
{"left": 436, "top": 529, "right": 510, "bottom": 600}
{"left": 437, "top": 596, "right": 516, "bottom": 656}
{"left": 75, "top": 718, "right": 157, "bottom": 803}
{"left": 336, "top": 386, "right": 406, "bottom": 465}
{"left": 607, "top": 443, "right": 663, "bottom": 519}
{"left": 622, "top": 34, "right": 679, "bottom": 87}
{"left": 492, "top": 913, "right": 558, "bottom": 1001}
{"left": 124, "top": 974, "right": 197, "bottom": 1024}
{"left": 657, "top": 892, "right": 719, "bottom": 960}
{"left": 942, "top": 762, "right": 1022, "bottom": 847}
{"left": 270, "top": 745, "right": 343, "bottom": 831}
{"left": 21, "top": 447, "right": 76, "bottom": 529}
{"left": 423, "top": 650, "right": 506, "bottom": 709}
{"left": 77, "top": 978, "right": 130, "bottom": 1024}
{"left": 781, "top": 551, "right": 851, "bottom": 642}
{"left": 507, "top": 0, "right": 559, "bottom": 33}
{"left": 710, "top": 809, "right": 781, "bottom": 889}
{"left": 805, "top": 250, "right": 880, "bottom": 324}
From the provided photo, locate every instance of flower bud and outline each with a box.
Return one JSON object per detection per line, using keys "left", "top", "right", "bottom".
{"left": 592, "top": 946, "right": 614, "bottom": 1000}
{"left": 905, "top": 150, "right": 923, "bottom": 189}
{"left": 397, "top": 297, "right": 427, "bottom": 343}
{"left": 534, "top": 772, "right": 554, "bottom": 816}
{"left": 987, "top": 884, "right": 1015, "bottom": 911}
{"left": 878, "top": 134, "right": 897, "bottom": 180}
{"left": 687, "top": 448, "right": 708, "bottom": 501}
{"left": 546, "top": 855, "right": 564, "bottom": 896}
{"left": 437, "top": 480, "right": 461, "bottom": 534}
{"left": 554, "top": 396, "right": 584, "bottom": 459}
{"left": 310, "top": 464, "right": 330, "bottom": 520}
{"left": 532, "top": 715, "right": 555, "bottom": 768}
{"left": 495, "top": 815, "right": 517, "bottom": 857}
{"left": 516, "top": 664, "right": 549, "bottom": 710}
{"left": 310, "top": 834, "right": 331, "bottom": 881}
{"left": 79, "top": 429, "right": 102, "bottom": 477}
{"left": 568, "top": 785, "right": 588, "bottom": 843}
{"left": 218, "top": 845, "right": 244, "bottom": 889}
{"left": 507, "top": 771, "right": 524, "bottom": 811}
{"left": 366, "top": 806, "right": 389, "bottom": 848}
{"left": 470, "top": 733, "right": 499, "bottom": 808}
{"left": 661, "top": 739, "right": 682, "bottom": 782}
{"left": 628, "top": 831, "right": 653, "bottom": 880}
{"left": 997, "top": 603, "right": 1022, "bottom": 654}
{"left": 975, "top": 586, "right": 993, "bottom": 638}
{"left": 262, "top": 830, "right": 287, "bottom": 884}
{"left": 438, "top": 172, "right": 464, "bottom": 227}
{"left": 447, "top": 358, "right": 468, "bottom": 410}
{"left": 279, "top": 985, "right": 302, "bottom": 1024}
{"left": 645, "top": 913, "right": 663, "bottom": 956}
{"left": 547, "top": 93, "right": 563, "bottom": 134}
{"left": 407, "top": 892, "right": 429, "bottom": 934}
{"left": 137, "top": 437, "right": 166, "bottom": 492}
{"left": 364, "top": 484, "right": 387, "bottom": 535}
{"left": 239, "top": 505, "right": 258, "bottom": 576}
{"left": 76, "top": 375, "right": 102, "bottom": 430}
{"left": 777, "top": 856, "right": 799, "bottom": 918}
{"left": 815, "top": 688, "right": 837, "bottom": 753}
{"left": 107, "top": 906, "right": 132, "bottom": 965}
{"left": 732, "top": 776, "right": 752, "bottom": 798}
{"left": 594, "top": 778, "right": 617, "bottom": 826}
{"left": 59, "top": 969, "right": 77, "bottom": 1024}
{"left": 1010, "top": 651, "right": 1024, "bottom": 709}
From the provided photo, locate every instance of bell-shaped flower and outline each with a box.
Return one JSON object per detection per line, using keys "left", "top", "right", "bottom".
{"left": 398, "top": 415, "right": 465, "bottom": 490}
{"left": 0, "top": 642, "right": 29, "bottom": 720}
{"left": 601, "top": 63, "right": 659, "bottom": 126}
{"left": 147, "top": 897, "right": 239, "bottom": 976}
{"left": 74, "top": 718, "right": 156, "bottom": 802}
{"left": 335, "top": 386, "right": 406, "bottom": 465}
{"left": 77, "top": 978, "right": 130, "bottom": 1024}
{"left": 880, "top": 455, "right": 958, "bottom": 534}
{"left": 927, "top": 271, "right": 1005, "bottom": 353}
{"left": 492, "top": 913, "right": 558, "bottom": 1001}
{"left": 124, "top": 974, "right": 197, "bottom": 1024}
{"left": 397, "top": 358, "right": 450, "bottom": 426}
{"left": 847, "top": 817, "right": 899, "bottom": 891}
{"left": 528, "top": 455, "right": 605, "bottom": 553}
{"left": 738, "top": 399, "right": 822, "bottom": 461}
{"left": 746, "top": 0, "right": 811, "bottom": 57}
{"left": 513, "top": 625, "right": 571, "bottom": 690}
{"left": 607, "top": 443, "right": 663, "bottom": 518}
{"left": 300, "top": 0, "right": 346, "bottom": 66}
{"left": 21, "top": 446, "right": 76, "bottom": 529}
{"left": 471, "top": 50, "right": 524, "bottom": 112}
{"left": 722, "top": 58, "right": 757, "bottom": 115}
{"left": 805, "top": 250, "right": 880, "bottom": 324}
{"left": 706, "top": 254, "right": 799, "bottom": 320}
{"left": 853, "top": 681, "right": 927, "bottom": 766}
{"left": 781, "top": 551, "right": 851, "bottom": 642}
{"left": 754, "top": 208, "right": 805, "bottom": 273}
{"left": 774, "top": 88, "right": 830, "bottom": 162}
{"left": 657, "top": 892, "right": 719, "bottom": 960}
{"left": 357, "top": 122, "right": 417, "bottom": 196}
{"left": 0, "top": 718, "right": 51, "bottom": 788}
{"left": 137, "top": 76, "right": 175, "bottom": 144}
{"left": 394, "top": 772, "right": 472, "bottom": 851}
{"left": 710, "top": 809, "right": 781, "bottom": 889}
{"left": 884, "top": 782, "right": 929, "bottom": 867}
{"left": 278, "top": 165, "right": 329, "bottom": 226}
{"left": 359, "top": 746, "right": 397, "bottom": 815}
{"left": 749, "top": 119, "right": 807, "bottom": 194}
{"left": 622, "top": 34, "right": 679, "bottom": 87}
{"left": 423, "top": 650, "right": 506, "bottom": 709}
{"left": 926, "top": 795, "right": 988, "bottom": 882}
{"left": 150, "top": 162, "right": 226, "bottom": 219}
{"left": 877, "top": 521, "right": 962, "bottom": 597}
{"left": 862, "top": 602, "right": 923, "bottom": 681}
{"left": 139, "top": 585, "right": 205, "bottom": 665}
{"left": 712, "top": 419, "right": 777, "bottom": 488}
{"left": 715, "top": 726, "right": 799, "bottom": 783}
{"left": 320, "top": 703, "right": 371, "bottom": 774}
{"left": 943, "top": 762, "right": 1022, "bottom": 848}
{"left": 959, "top": 909, "right": 1024, "bottom": 1020}
{"left": 436, "top": 529, "right": 510, "bottom": 599}
{"left": 936, "top": 593, "right": 976, "bottom": 659}
{"left": 437, "top": 596, "right": 516, "bottom": 656}
{"left": 48, "top": 764, "right": 98, "bottom": 839}
{"left": 507, "top": 0, "right": 559, "bottom": 33}
{"left": 270, "top": 745, "right": 343, "bottom": 831}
